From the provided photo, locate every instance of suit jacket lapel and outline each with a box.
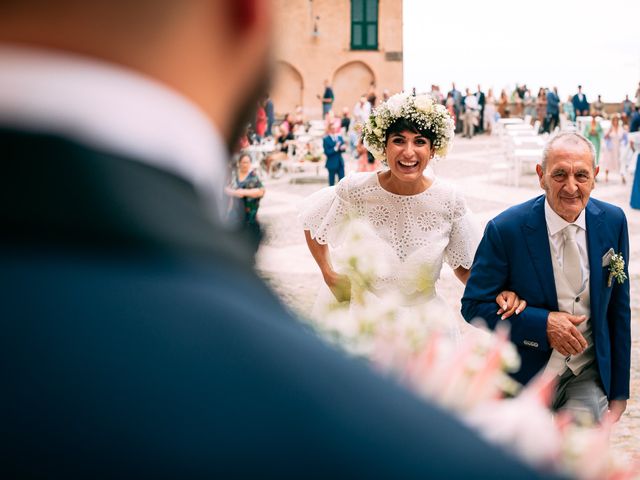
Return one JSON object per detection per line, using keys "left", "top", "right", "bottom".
{"left": 586, "top": 200, "right": 605, "bottom": 322}
{"left": 523, "top": 196, "right": 559, "bottom": 310}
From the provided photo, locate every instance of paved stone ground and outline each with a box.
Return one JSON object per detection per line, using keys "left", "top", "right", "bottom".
{"left": 255, "top": 134, "right": 640, "bottom": 461}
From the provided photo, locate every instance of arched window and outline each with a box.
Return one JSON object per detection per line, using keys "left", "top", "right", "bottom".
{"left": 351, "top": 0, "right": 378, "bottom": 50}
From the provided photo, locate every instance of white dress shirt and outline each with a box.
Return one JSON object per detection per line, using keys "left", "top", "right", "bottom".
{"left": 544, "top": 199, "right": 588, "bottom": 291}
{"left": 0, "top": 44, "right": 228, "bottom": 220}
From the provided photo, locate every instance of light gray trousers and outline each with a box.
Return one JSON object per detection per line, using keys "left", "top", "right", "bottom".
{"left": 551, "top": 362, "right": 608, "bottom": 424}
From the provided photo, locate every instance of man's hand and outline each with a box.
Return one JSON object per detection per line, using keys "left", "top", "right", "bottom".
{"left": 546, "top": 312, "right": 588, "bottom": 356}
{"left": 496, "top": 291, "right": 527, "bottom": 320}
{"left": 606, "top": 399, "right": 627, "bottom": 423}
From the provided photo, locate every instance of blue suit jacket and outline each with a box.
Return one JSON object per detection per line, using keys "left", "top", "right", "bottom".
{"left": 323, "top": 134, "right": 345, "bottom": 170}
{"left": 572, "top": 94, "right": 589, "bottom": 113}
{"left": 461, "top": 195, "right": 630, "bottom": 400}
{"left": 0, "top": 129, "right": 552, "bottom": 478}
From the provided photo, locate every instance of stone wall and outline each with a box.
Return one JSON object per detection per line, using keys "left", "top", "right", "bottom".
{"left": 272, "top": 0, "right": 403, "bottom": 119}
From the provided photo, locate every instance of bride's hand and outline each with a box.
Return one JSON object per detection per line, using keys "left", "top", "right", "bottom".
{"left": 323, "top": 270, "right": 351, "bottom": 303}
{"left": 496, "top": 291, "right": 527, "bottom": 320}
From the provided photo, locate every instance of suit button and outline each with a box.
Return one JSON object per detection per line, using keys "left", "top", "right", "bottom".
{"left": 575, "top": 296, "right": 580, "bottom": 302}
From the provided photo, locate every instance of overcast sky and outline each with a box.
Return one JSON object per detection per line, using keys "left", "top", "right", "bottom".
{"left": 403, "top": 0, "right": 640, "bottom": 102}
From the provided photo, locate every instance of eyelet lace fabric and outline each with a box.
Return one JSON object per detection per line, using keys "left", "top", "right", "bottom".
{"left": 299, "top": 172, "right": 481, "bottom": 340}
{"left": 300, "top": 171, "right": 480, "bottom": 279}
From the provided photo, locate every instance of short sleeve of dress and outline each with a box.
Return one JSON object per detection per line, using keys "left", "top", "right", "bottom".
{"left": 444, "top": 189, "right": 481, "bottom": 269}
{"left": 298, "top": 177, "right": 352, "bottom": 246}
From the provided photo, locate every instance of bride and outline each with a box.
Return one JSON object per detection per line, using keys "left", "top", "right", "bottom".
{"left": 300, "top": 92, "right": 523, "bottom": 341}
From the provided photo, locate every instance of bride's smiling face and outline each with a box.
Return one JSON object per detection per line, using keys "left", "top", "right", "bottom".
{"left": 385, "top": 130, "right": 434, "bottom": 183}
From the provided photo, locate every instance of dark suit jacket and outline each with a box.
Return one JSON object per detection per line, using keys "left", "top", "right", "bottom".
{"left": 323, "top": 134, "right": 345, "bottom": 170}
{"left": 572, "top": 93, "right": 589, "bottom": 114}
{"left": 0, "top": 128, "right": 555, "bottom": 478}
{"left": 476, "top": 91, "right": 486, "bottom": 108}
{"left": 461, "top": 196, "right": 631, "bottom": 399}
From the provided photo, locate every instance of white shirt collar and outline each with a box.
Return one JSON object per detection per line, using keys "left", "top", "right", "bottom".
{"left": 544, "top": 197, "right": 587, "bottom": 236}
{"left": 0, "top": 44, "right": 228, "bottom": 220}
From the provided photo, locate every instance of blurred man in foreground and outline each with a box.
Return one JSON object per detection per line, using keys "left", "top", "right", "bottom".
{"left": 0, "top": 1, "right": 554, "bottom": 477}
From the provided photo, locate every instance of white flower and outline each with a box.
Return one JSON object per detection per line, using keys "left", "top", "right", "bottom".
{"left": 413, "top": 94, "right": 433, "bottom": 113}
{"left": 385, "top": 92, "right": 408, "bottom": 116}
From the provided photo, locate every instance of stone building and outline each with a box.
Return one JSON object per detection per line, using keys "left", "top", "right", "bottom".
{"left": 272, "top": 0, "right": 403, "bottom": 120}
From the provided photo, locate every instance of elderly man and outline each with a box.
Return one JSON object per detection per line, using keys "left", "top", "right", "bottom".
{"left": 462, "top": 132, "right": 631, "bottom": 424}
{"left": 0, "top": 1, "right": 553, "bottom": 478}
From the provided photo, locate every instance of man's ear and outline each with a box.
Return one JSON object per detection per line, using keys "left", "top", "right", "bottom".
{"left": 229, "top": 0, "right": 258, "bottom": 34}
{"left": 536, "top": 164, "right": 545, "bottom": 187}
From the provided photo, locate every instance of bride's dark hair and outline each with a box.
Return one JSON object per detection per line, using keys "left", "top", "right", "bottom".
{"left": 385, "top": 117, "right": 437, "bottom": 147}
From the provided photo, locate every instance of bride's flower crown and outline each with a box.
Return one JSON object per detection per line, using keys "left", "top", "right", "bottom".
{"left": 362, "top": 92, "right": 455, "bottom": 162}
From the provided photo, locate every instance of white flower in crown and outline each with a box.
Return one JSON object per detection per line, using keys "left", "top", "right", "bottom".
{"left": 413, "top": 94, "right": 434, "bottom": 113}
{"left": 362, "top": 91, "right": 455, "bottom": 164}
{"left": 385, "top": 92, "right": 409, "bottom": 116}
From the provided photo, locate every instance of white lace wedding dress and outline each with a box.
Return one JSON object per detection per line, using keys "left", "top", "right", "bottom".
{"left": 300, "top": 171, "right": 481, "bottom": 342}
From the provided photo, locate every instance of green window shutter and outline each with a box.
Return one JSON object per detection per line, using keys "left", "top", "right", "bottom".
{"left": 351, "top": 0, "right": 378, "bottom": 50}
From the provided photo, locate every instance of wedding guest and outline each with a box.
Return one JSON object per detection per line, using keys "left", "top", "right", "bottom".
{"left": 356, "top": 137, "right": 380, "bottom": 172}
{"left": 635, "top": 82, "right": 640, "bottom": 108}
{"left": 572, "top": 85, "right": 589, "bottom": 117}
{"left": 593, "top": 95, "right": 605, "bottom": 118}
{"left": 318, "top": 79, "right": 334, "bottom": 119}
{"left": 545, "top": 87, "right": 561, "bottom": 133}
{"left": 536, "top": 88, "right": 547, "bottom": 130}
{"left": 352, "top": 95, "right": 372, "bottom": 129}
{"left": 601, "top": 115, "right": 628, "bottom": 184}
{"left": 265, "top": 94, "right": 275, "bottom": 137}
{"left": 622, "top": 95, "right": 633, "bottom": 119}
{"left": 449, "top": 82, "right": 463, "bottom": 131}
{"left": 235, "top": 125, "right": 252, "bottom": 152}
{"left": 445, "top": 92, "right": 457, "bottom": 125}
{"left": 463, "top": 88, "right": 479, "bottom": 139}
{"left": 484, "top": 88, "right": 497, "bottom": 134}
{"left": 280, "top": 112, "right": 293, "bottom": 134}
{"left": 340, "top": 106, "right": 351, "bottom": 134}
{"left": 264, "top": 114, "right": 294, "bottom": 175}
{"left": 523, "top": 89, "right": 536, "bottom": 122}
{"left": 563, "top": 95, "right": 576, "bottom": 123}
{"left": 366, "top": 81, "right": 377, "bottom": 107}
{"left": 226, "top": 153, "right": 265, "bottom": 250}
{"left": 631, "top": 106, "right": 640, "bottom": 133}
{"left": 511, "top": 87, "right": 523, "bottom": 117}
{"left": 476, "top": 85, "right": 486, "bottom": 133}
{"left": 630, "top": 133, "right": 640, "bottom": 209}
{"left": 498, "top": 89, "right": 510, "bottom": 118}
{"left": 583, "top": 115, "right": 603, "bottom": 165}
{"left": 430, "top": 84, "right": 444, "bottom": 104}
{"left": 255, "top": 100, "right": 267, "bottom": 141}
{"left": 323, "top": 122, "right": 346, "bottom": 186}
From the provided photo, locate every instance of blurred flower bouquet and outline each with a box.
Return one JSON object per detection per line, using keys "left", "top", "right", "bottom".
{"left": 311, "top": 221, "right": 637, "bottom": 480}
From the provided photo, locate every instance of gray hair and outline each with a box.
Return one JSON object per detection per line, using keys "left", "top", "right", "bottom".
{"left": 541, "top": 132, "right": 597, "bottom": 171}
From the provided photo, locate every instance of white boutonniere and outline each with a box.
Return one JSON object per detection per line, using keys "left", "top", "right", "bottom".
{"left": 607, "top": 252, "right": 627, "bottom": 287}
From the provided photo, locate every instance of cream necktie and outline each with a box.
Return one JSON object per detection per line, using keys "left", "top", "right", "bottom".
{"left": 563, "top": 224, "right": 582, "bottom": 293}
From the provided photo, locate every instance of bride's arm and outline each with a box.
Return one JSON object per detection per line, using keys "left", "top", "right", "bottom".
{"left": 453, "top": 266, "right": 470, "bottom": 284}
{"left": 304, "top": 230, "right": 351, "bottom": 302}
